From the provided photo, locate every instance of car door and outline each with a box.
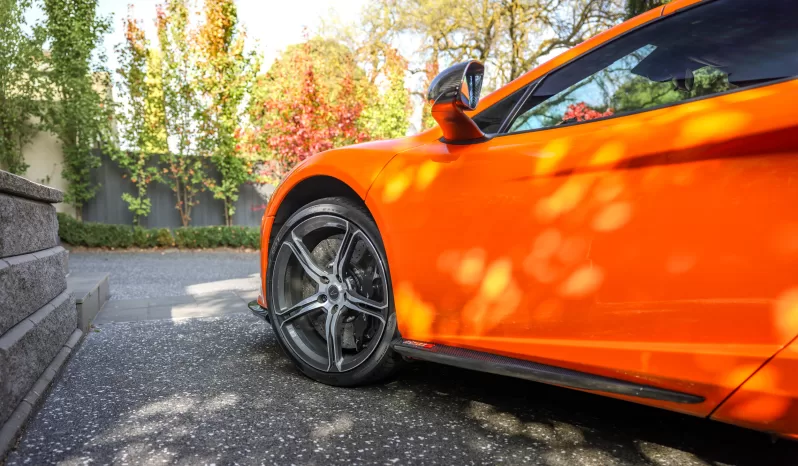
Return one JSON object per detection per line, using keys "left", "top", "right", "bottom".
{"left": 367, "top": 0, "right": 798, "bottom": 414}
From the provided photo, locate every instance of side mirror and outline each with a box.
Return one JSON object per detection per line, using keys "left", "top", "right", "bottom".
{"left": 427, "top": 60, "right": 486, "bottom": 143}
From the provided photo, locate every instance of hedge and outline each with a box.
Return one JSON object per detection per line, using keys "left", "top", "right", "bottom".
{"left": 57, "top": 213, "right": 260, "bottom": 249}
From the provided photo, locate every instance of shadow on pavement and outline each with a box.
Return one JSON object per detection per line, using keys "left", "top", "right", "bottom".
{"left": 7, "top": 314, "right": 797, "bottom": 466}
{"left": 394, "top": 360, "right": 798, "bottom": 466}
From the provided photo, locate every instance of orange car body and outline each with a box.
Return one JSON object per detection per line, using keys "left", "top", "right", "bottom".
{"left": 260, "top": 0, "right": 798, "bottom": 439}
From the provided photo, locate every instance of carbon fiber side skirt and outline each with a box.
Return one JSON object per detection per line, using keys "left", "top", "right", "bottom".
{"left": 392, "top": 340, "right": 704, "bottom": 404}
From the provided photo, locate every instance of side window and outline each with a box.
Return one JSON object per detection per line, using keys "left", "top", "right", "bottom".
{"left": 507, "top": 0, "right": 798, "bottom": 133}
{"left": 472, "top": 84, "right": 531, "bottom": 134}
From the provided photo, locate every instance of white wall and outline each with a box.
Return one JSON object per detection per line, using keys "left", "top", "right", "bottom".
{"left": 20, "top": 129, "right": 77, "bottom": 217}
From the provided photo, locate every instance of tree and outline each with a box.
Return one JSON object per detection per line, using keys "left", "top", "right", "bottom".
{"left": 625, "top": 0, "right": 670, "bottom": 19}
{"left": 253, "top": 40, "right": 368, "bottom": 183}
{"left": 0, "top": 0, "right": 47, "bottom": 175}
{"left": 155, "top": 0, "right": 206, "bottom": 227}
{"left": 43, "top": 0, "right": 114, "bottom": 219}
{"left": 113, "top": 11, "right": 160, "bottom": 225}
{"left": 359, "top": 47, "right": 411, "bottom": 140}
{"left": 196, "top": 0, "right": 257, "bottom": 226}
{"left": 562, "top": 102, "right": 614, "bottom": 122}
{"left": 357, "top": 0, "right": 625, "bottom": 90}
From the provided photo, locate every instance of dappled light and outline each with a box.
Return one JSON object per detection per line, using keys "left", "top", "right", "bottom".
{"left": 461, "top": 258, "right": 522, "bottom": 335}
{"left": 665, "top": 253, "right": 696, "bottom": 275}
{"left": 381, "top": 156, "right": 446, "bottom": 204}
{"left": 536, "top": 176, "right": 596, "bottom": 222}
{"left": 534, "top": 138, "right": 572, "bottom": 175}
{"left": 592, "top": 201, "right": 632, "bottom": 232}
{"left": 369, "top": 75, "right": 798, "bottom": 429}
{"left": 456, "top": 248, "right": 487, "bottom": 286}
{"left": 415, "top": 159, "right": 442, "bottom": 190}
{"left": 775, "top": 288, "right": 798, "bottom": 341}
{"left": 677, "top": 111, "right": 751, "bottom": 147}
{"left": 589, "top": 141, "right": 626, "bottom": 166}
{"left": 558, "top": 265, "right": 604, "bottom": 298}
{"left": 382, "top": 166, "right": 414, "bottom": 203}
{"left": 479, "top": 259, "right": 513, "bottom": 300}
{"left": 311, "top": 414, "right": 354, "bottom": 440}
{"left": 395, "top": 282, "right": 436, "bottom": 339}
{"left": 636, "top": 441, "right": 708, "bottom": 466}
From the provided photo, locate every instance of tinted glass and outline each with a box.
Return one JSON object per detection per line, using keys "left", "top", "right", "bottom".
{"left": 508, "top": 0, "right": 798, "bottom": 133}
{"left": 472, "top": 84, "right": 530, "bottom": 133}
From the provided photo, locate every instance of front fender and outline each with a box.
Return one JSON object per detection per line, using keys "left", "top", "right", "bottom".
{"left": 258, "top": 133, "right": 436, "bottom": 306}
{"left": 265, "top": 135, "right": 435, "bottom": 218}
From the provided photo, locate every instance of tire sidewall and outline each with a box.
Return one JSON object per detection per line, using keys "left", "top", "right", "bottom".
{"left": 266, "top": 198, "right": 398, "bottom": 386}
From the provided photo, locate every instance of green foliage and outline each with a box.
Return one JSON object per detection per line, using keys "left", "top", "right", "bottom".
{"left": 173, "top": 226, "right": 259, "bottom": 249}
{"left": 57, "top": 212, "right": 258, "bottom": 249}
{"left": 154, "top": 0, "right": 207, "bottom": 227}
{"left": 43, "top": 0, "right": 115, "bottom": 219}
{"left": 113, "top": 12, "right": 161, "bottom": 225}
{"left": 612, "top": 67, "right": 735, "bottom": 113}
{"left": 626, "top": 0, "right": 671, "bottom": 19}
{"left": 0, "top": 0, "right": 47, "bottom": 174}
{"left": 360, "top": 48, "right": 411, "bottom": 140}
{"left": 120, "top": 192, "right": 153, "bottom": 223}
{"left": 196, "top": 0, "right": 258, "bottom": 226}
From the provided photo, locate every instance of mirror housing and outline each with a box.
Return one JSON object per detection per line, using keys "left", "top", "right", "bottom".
{"left": 427, "top": 60, "right": 486, "bottom": 143}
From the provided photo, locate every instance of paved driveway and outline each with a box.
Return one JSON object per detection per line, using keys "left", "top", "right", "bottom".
{"left": 68, "top": 250, "right": 261, "bottom": 301}
{"left": 6, "top": 252, "right": 798, "bottom": 465}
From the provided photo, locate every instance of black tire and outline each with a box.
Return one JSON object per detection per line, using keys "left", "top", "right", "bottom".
{"left": 266, "top": 197, "right": 402, "bottom": 386}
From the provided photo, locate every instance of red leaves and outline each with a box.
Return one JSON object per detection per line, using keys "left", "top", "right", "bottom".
{"left": 562, "top": 102, "right": 614, "bottom": 122}
{"left": 256, "top": 44, "right": 369, "bottom": 180}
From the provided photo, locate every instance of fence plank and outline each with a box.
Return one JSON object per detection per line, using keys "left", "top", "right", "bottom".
{"left": 83, "top": 152, "right": 269, "bottom": 228}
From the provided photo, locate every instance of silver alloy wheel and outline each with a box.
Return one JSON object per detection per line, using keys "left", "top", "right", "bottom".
{"left": 272, "top": 214, "right": 389, "bottom": 373}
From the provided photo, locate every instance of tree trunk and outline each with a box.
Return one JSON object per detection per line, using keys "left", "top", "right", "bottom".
{"left": 224, "top": 199, "right": 232, "bottom": 227}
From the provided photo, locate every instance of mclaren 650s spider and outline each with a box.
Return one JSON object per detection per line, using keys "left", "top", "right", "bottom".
{"left": 250, "top": 0, "right": 798, "bottom": 440}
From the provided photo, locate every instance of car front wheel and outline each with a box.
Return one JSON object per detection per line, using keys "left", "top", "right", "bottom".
{"left": 266, "top": 197, "right": 401, "bottom": 386}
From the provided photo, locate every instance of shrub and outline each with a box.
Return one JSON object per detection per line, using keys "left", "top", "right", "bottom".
{"left": 56, "top": 213, "right": 259, "bottom": 249}
{"left": 155, "top": 228, "right": 174, "bottom": 248}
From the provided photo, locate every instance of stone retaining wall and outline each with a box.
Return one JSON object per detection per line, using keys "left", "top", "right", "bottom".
{"left": 0, "top": 170, "right": 81, "bottom": 458}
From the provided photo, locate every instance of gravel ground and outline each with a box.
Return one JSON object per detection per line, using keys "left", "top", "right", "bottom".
{"left": 67, "top": 250, "right": 260, "bottom": 300}
{"left": 7, "top": 313, "right": 798, "bottom": 466}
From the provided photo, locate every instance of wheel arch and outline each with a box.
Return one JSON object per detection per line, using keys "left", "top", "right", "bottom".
{"left": 267, "top": 175, "right": 368, "bottom": 256}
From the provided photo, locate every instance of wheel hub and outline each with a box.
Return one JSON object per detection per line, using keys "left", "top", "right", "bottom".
{"left": 327, "top": 283, "right": 342, "bottom": 303}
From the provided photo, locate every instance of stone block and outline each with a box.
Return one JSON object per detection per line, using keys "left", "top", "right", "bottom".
{"left": 0, "top": 193, "right": 58, "bottom": 258}
{"left": 0, "top": 291, "right": 76, "bottom": 425}
{"left": 0, "top": 247, "right": 68, "bottom": 335}
{"left": 76, "top": 293, "right": 99, "bottom": 332}
{"left": 68, "top": 272, "right": 110, "bottom": 332}
{"left": 0, "top": 170, "right": 63, "bottom": 203}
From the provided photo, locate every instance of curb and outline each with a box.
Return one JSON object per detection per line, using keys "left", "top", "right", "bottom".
{"left": 0, "top": 328, "right": 84, "bottom": 460}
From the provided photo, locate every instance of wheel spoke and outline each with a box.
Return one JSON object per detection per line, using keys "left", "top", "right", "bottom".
{"left": 333, "top": 223, "right": 358, "bottom": 281}
{"left": 325, "top": 309, "right": 346, "bottom": 372}
{"left": 343, "top": 292, "right": 387, "bottom": 324}
{"left": 280, "top": 300, "right": 326, "bottom": 327}
{"left": 346, "top": 289, "right": 388, "bottom": 309}
{"left": 285, "top": 232, "right": 326, "bottom": 283}
{"left": 276, "top": 292, "right": 322, "bottom": 316}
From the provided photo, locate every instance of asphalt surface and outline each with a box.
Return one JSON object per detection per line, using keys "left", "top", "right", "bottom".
{"left": 8, "top": 250, "right": 798, "bottom": 465}
{"left": 7, "top": 312, "right": 798, "bottom": 466}
{"left": 67, "top": 250, "right": 261, "bottom": 301}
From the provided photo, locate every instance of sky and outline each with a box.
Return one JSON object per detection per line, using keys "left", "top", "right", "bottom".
{"left": 28, "top": 0, "right": 369, "bottom": 73}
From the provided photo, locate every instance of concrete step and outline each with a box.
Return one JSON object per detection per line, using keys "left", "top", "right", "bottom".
{"left": 0, "top": 291, "right": 76, "bottom": 425}
{"left": 0, "top": 247, "right": 68, "bottom": 335}
{"left": 67, "top": 272, "right": 110, "bottom": 332}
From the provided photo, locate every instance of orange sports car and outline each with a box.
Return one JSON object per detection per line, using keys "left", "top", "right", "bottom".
{"left": 250, "top": 0, "right": 798, "bottom": 440}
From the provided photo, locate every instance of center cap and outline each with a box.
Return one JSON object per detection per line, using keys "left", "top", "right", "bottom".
{"left": 328, "top": 284, "right": 341, "bottom": 302}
